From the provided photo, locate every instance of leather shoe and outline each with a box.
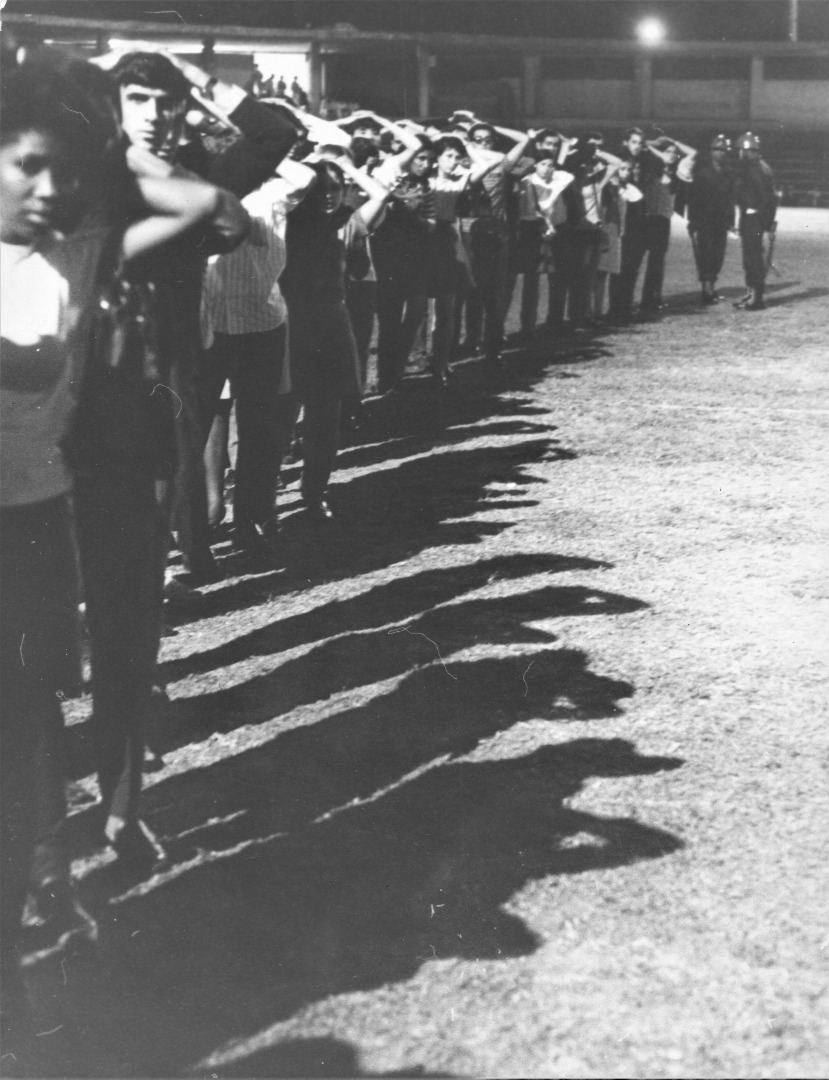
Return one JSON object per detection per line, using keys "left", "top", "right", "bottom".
{"left": 232, "top": 521, "right": 278, "bottom": 555}
{"left": 20, "top": 880, "right": 98, "bottom": 964}
{"left": 303, "top": 499, "right": 335, "bottom": 523}
{"left": 112, "top": 820, "right": 167, "bottom": 876}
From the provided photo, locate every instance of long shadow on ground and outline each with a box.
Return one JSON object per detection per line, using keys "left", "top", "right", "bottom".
{"left": 171, "top": 433, "right": 570, "bottom": 625}
{"left": 67, "top": 567, "right": 646, "bottom": 781}
{"left": 35, "top": 725, "right": 682, "bottom": 1078}
{"left": 24, "top": 342, "right": 682, "bottom": 1079}
{"left": 165, "top": 340, "right": 602, "bottom": 621}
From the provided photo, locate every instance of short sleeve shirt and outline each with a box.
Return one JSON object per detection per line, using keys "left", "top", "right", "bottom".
{"left": 430, "top": 173, "right": 471, "bottom": 222}
{"left": 1, "top": 224, "right": 112, "bottom": 506}
{"left": 201, "top": 177, "right": 304, "bottom": 345}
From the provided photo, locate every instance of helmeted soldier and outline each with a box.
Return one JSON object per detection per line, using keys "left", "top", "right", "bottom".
{"left": 686, "top": 134, "right": 735, "bottom": 304}
{"left": 733, "top": 131, "right": 777, "bottom": 311}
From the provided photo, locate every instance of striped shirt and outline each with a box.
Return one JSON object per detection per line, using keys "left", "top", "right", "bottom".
{"left": 201, "top": 177, "right": 305, "bottom": 347}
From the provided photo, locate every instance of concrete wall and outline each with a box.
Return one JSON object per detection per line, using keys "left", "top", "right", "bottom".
{"left": 756, "top": 80, "right": 829, "bottom": 123}
{"left": 652, "top": 79, "right": 749, "bottom": 121}
{"left": 541, "top": 79, "right": 635, "bottom": 119}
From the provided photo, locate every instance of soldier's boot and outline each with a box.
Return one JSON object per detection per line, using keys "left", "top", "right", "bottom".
{"left": 701, "top": 281, "right": 716, "bottom": 305}
{"left": 732, "top": 289, "right": 753, "bottom": 309}
{"left": 744, "top": 287, "right": 766, "bottom": 311}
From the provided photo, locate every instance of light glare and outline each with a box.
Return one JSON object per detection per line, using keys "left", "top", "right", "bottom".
{"left": 637, "top": 18, "right": 667, "bottom": 45}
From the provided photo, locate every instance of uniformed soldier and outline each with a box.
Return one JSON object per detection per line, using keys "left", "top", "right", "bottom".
{"left": 733, "top": 132, "right": 777, "bottom": 311}
{"left": 686, "top": 134, "right": 735, "bottom": 304}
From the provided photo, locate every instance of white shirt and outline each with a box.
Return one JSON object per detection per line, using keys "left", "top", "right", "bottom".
{"left": 430, "top": 173, "right": 470, "bottom": 221}
{"left": 519, "top": 171, "right": 575, "bottom": 224}
{"left": 201, "top": 177, "right": 305, "bottom": 346}
{"left": 0, "top": 231, "right": 103, "bottom": 506}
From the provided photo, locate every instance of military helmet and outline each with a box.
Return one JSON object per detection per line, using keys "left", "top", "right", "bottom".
{"left": 736, "top": 132, "right": 761, "bottom": 151}
{"left": 710, "top": 134, "right": 731, "bottom": 151}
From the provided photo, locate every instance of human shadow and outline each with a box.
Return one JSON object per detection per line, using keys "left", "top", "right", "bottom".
{"left": 172, "top": 436, "right": 570, "bottom": 624}
{"left": 332, "top": 416, "right": 552, "bottom": 473}
{"left": 48, "top": 737, "right": 682, "bottom": 1078}
{"left": 160, "top": 552, "right": 611, "bottom": 683}
{"left": 65, "top": 643, "right": 638, "bottom": 869}
{"left": 763, "top": 285, "right": 829, "bottom": 308}
{"left": 67, "top": 583, "right": 645, "bottom": 780}
{"left": 214, "top": 1037, "right": 454, "bottom": 1078}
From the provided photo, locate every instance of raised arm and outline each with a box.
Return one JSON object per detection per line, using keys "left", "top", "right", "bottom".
{"left": 596, "top": 148, "right": 624, "bottom": 167}
{"left": 275, "top": 157, "right": 317, "bottom": 196}
{"left": 338, "top": 157, "right": 391, "bottom": 232}
{"left": 465, "top": 144, "right": 506, "bottom": 185}
{"left": 496, "top": 126, "right": 536, "bottom": 171}
{"left": 365, "top": 112, "right": 425, "bottom": 185}
{"left": 281, "top": 100, "right": 353, "bottom": 148}
{"left": 122, "top": 175, "right": 230, "bottom": 261}
{"left": 156, "top": 52, "right": 298, "bottom": 196}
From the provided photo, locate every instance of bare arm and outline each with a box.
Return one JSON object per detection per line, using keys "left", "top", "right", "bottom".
{"left": 596, "top": 148, "right": 624, "bottom": 167}
{"left": 122, "top": 175, "right": 225, "bottom": 261}
{"left": 275, "top": 157, "right": 316, "bottom": 194}
{"left": 338, "top": 157, "right": 390, "bottom": 232}
{"left": 465, "top": 144, "right": 505, "bottom": 185}
{"left": 489, "top": 125, "right": 536, "bottom": 170}
{"left": 645, "top": 141, "right": 674, "bottom": 165}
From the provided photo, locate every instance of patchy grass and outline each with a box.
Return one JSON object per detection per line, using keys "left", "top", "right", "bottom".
{"left": 25, "top": 209, "right": 829, "bottom": 1079}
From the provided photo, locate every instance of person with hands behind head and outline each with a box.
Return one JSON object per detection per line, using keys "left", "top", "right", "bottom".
{"left": 456, "top": 120, "right": 536, "bottom": 364}
{"left": 0, "top": 51, "right": 227, "bottom": 1014}
{"left": 280, "top": 154, "right": 391, "bottom": 522}
{"left": 427, "top": 132, "right": 505, "bottom": 386}
{"left": 75, "top": 43, "right": 296, "bottom": 877}
{"left": 686, "top": 134, "right": 735, "bottom": 305}
{"left": 637, "top": 132, "right": 696, "bottom": 314}
{"left": 199, "top": 120, "right": 316, "bottom": 555}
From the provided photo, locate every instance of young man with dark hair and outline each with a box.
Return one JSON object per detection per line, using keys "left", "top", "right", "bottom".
{"left": 75, "top": 47, "right": 296, "bottom": 872}
{"left": 456, "top": 118, "right": 534, "bottom": 364}
{"left": 608, "top": 127, "right": 649, "bottom": 322}
{"left": 686, "top": 134, "right": 735, "bottom": 304}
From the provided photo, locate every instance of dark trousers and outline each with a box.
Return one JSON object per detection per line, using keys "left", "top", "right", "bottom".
{"left": 641, "top": 215, "right": 672, "bottom": 309}
{"left": 520, "top": 272, "right": 554, "bottom": 332}
{"left": 740, "top": 216, "right": 767, "bottom": 292}
{"left": 463, "top": 221, "right": 509, "bottom": 357}
{"left": 74, "top": 471, "right": 168, "bottom": 831}
{"left": 692, "top": 226, "right": 728, "bottom": 284}
{"left": 169, "top": 362, "right": 214, "bottom": 576}
{"left": 548, "top": 230, "right": 600, "bottom": 327}
{"left": 609, "top": 220, "right": 648, "bottom": 318}
{"left": 345, "top": 278, "right": 376, "bottom": 395}
{"left": 0, "top": 497, "right": 78, "bottom": 966}
{"left": 195, "top": 327, "right": 289, "bottom": 527}
{"left": 295, "top": 390, "right": 342, "bottom": 505}
{"left": 375, "top": 289, "right": 427, "bottom": 392}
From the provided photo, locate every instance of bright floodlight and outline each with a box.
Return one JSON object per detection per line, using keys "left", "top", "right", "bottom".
{"left": 637, "top": 18, "right": 667, "bottom": 45}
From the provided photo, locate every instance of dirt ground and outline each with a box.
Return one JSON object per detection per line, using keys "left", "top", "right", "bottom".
{"left": 15, "top": 208, "right": 829, "bottom": 1079}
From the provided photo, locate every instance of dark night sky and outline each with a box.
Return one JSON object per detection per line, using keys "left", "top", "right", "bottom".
{"left": 5, "top": 1, "right": 829, "bottom": 41}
